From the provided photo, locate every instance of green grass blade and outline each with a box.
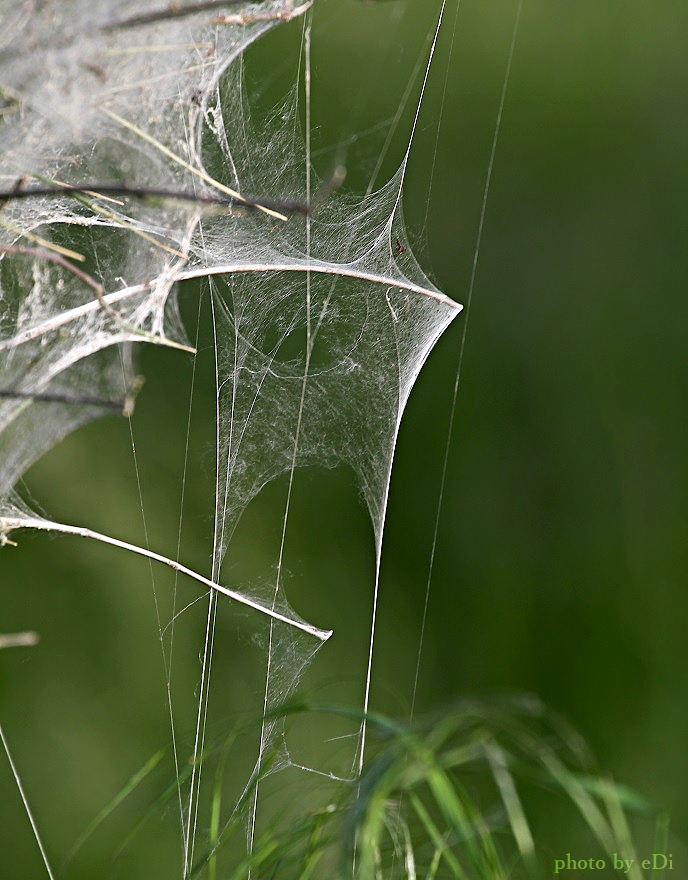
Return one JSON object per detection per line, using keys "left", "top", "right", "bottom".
{"left": 651, "top": 812, "right": 671, "bottom": 880}
{"left": 484, "top": 740, "right": 540, "bottom": 879}
{"left": 61, "top": 748, "right": 165, "bottom": 870}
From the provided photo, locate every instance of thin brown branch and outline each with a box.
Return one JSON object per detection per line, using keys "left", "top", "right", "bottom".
{"left": 0, "top": 389, "right": 124, "bottom": 414}
{"left": 0, "top": 183, "right": 309, "bottom": 218}
{"left": 0, "top": 243, "right": 117, "bottom": 319}
{"left": 103, "top": 0, "right": 308, "bottom": 32}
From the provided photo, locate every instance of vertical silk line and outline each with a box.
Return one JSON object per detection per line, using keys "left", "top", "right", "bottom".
{"left": 358, "top": 0, "right": 449, "bottom": 781}
{"left": 247, "top": 9, "right": 315, "bottom": 868}
{"left": 410, "top": 0, "right": 462, "bottom": 720}
{"left": 184, "top": 290, "right": 222, "bottom": 876}
{"left": 172, "top": 106, "right": 210, "bottom": 865}
{"left": 393, "top": 0, "right": 448, "bottom": 211}
{"left": 421, "top": 0, "right": 462, "bottom": 236}
{"left": 121, "top": 344, "right": 193, "bottom": 864}
{"left": 365, "top": 27, "right": 436, "bottom": 200}
{"left": 120, "top": 336, "right": 189, "bottom": 866}
{"left": 171, "top": 290, "right": 203, "bottom": 868}
{"left": 0, "top": 721, "right": 56, "bottom": 880}
{"left": 411, "top": 0, "right": 525, "bottom": 721}
{"left": 191, "top": 285, "right": 241, "bottom": 872}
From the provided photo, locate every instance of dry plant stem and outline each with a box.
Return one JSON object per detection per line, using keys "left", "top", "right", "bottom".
{"left": 0, "top": 184, "right": 308, "bottom": 218}
{"left": 0, "top": 244, "right": 189, "bottom": 356}
{"left": 0, "top": 219, "right": 83, "bottom": 262}
{"left": 211, "top": 0, "right": 313, "bottom": 26}
{"left": 0, "top": 283, "right": 150, "bottom": 352}
{"left": 102, "top": 109, "right": 289, "bottom": 222}
{"left": 0, "top": 372, "right": 143, "bottom": 415}
{"left": 105, "top": 0, "right": 312, "bottom": 31}
{"left": 0, "top": 515, "right": 332, "bottom": 641}
{"left": 0, "top": 265, "right": 459, "bottom": 358}
{"left": 0, "top": 244, "right": 118, "bottom": 319}
{"left": 182, "top": 262, "right": 461, "bottom": 309}
{"left": 104, "top": 0, "right": 255, "bottom": 30}
{"left": 0, "top": 631, "right": 39, "bottom": 649}
{"left": 0, "top": 389, "right": 126, "bottom": 413}
{"left": 0, "top": 277, "right": 195, "bottom": 355}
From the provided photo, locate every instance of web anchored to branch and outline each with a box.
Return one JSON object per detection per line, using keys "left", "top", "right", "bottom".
{"left": 0, "top": 0, "right": 461, "bottom": 873}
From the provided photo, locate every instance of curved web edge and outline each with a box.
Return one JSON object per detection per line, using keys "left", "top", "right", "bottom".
{"left": 0, "top": 0, "right": 463, "bottom": 869}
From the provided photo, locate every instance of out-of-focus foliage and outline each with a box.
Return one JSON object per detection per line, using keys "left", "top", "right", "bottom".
{"left": 1, "top": 0, "right": 687, "bottom": 875}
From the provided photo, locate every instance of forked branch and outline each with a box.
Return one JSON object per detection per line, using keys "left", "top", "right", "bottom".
{"left": 0, "top": 243, "right": 118, "bottom": 320}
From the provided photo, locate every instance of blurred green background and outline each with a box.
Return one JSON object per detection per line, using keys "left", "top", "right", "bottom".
{"left": 2, "top": 0, "right": 687, "bottom": 875}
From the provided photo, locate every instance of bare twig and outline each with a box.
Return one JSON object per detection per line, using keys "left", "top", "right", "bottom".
{"left": 0, "top": 514, "right": 332, "bottom": 641}
{"left": 0, "top": 243, "right": 115, "bottom": 317}
{"left": 211, "top": 0, "right": 314, "bottom": 26}
{"left": 104, "top": 0, "right": 286, "bottom": 31}
{"left": 0, "top": 632, "right": 39, "bottom": 649}
{"left": 0, "top": 389, "right": 125, "bottom": 413}
{"left": 0, "top": 183, "right": 307, "bottom": 217}
{"left": 0, "top": 375, "right": 144, "bottom": 415}
{"left": 0, "top": 244, "right": 195, "bottom": 354}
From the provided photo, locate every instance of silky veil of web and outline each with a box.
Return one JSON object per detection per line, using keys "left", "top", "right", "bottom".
{"left": 0, "top": 0, "right": 461, "bottom": 871}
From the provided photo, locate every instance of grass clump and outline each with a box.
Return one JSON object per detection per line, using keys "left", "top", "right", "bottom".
{"left": 113, "top": 695, "right": 666, "bottom": 879}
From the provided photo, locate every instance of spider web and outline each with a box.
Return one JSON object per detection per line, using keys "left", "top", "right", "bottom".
{"left": 0, "top": 0, "right": 461, "bottom": 873}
